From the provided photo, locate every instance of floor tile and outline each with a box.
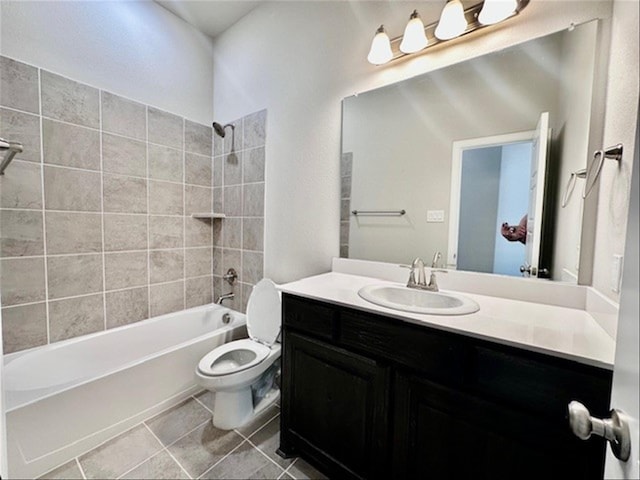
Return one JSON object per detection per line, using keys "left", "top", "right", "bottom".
{"left": 147, "top": 397, "right": 212, "bottom": 446}
{"left": 120, "top": 450, "right": 189, "bottom": 479}
{"left": 78, "top": 424, "right": 162, "bottom": 479}
{"left": 286, "top": 459, "right": 328, "bottom": 480}
{"left": 248, "top": 415, "right": 292, "bottom": 469}
{"left": 194, "top": 390, "right": 215, "bottom": 412}
{"left": 201, "top": 440, "right": 283, "bottom": 479}
{"left": 237, "top": 404, "right": 280, "bottom": 438}
{"left": 38, "top": 459, "right": 83, "bottom": 479}
{"left": 167, "top": 421, "right": 244, "bottom": 478}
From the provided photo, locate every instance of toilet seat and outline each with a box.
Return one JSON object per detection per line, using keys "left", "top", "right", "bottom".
{"left": 246, "top": 279, "right": 281, "bottom": 346}
{"left": 198, "top": 339, "right": 270, "bottom": 377}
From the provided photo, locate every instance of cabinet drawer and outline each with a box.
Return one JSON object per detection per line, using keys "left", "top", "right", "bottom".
{"left": 471, "top": 347, "right": 612, "bottom": 421}
{"left": 339, "top": 310, "right": 470, "bottom": 385}
{"left": 283, "top": 294, "right": 337, "bottom": 340}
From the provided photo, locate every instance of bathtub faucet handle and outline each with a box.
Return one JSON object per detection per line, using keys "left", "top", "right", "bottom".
{"left": 223, "top": 268, "right": 238, "bottom": 285}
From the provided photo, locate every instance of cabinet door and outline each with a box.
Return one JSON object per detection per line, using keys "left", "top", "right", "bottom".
{"left": 282, "top": 332, "right": 390, "bottom": 479}
{"left": 393, "top": 371, "right": 606, "bottom": 480}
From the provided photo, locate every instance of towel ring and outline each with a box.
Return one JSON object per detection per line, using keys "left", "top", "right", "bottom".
{"left": 561, "top": 168, "right": 587, "bottom": 208}
{"left": 583, "top": 144, "right": 623, "bottom": 199}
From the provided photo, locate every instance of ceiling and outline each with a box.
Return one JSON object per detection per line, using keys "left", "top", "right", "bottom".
{"left": 156, "top": 0, "right": 263, "bottom": 38}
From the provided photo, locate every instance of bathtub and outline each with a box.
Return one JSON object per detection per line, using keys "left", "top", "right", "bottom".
{"left": 3, "top": 303, "right": 247, "bottom": 479}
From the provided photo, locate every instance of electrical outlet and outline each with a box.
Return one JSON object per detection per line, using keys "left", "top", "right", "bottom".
{"left": 427, "top": 210, "right": 445, "bottom": 223}
{"left": 611, "top": 254, "right": 623, "bottom": 293}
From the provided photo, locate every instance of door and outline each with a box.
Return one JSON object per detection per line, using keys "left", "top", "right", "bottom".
{"left": 523, "top": 111, "right": 550, "bottom": 277}
{"left": 603, "top": 113, "right": 639, "bottom": 479}
{"left": 282, "top": 332, "right": 390, "bottom": 479}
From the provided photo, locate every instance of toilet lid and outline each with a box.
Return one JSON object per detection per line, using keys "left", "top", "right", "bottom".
{"left": 246, "top": 278, "right": 281, "bottom": 346}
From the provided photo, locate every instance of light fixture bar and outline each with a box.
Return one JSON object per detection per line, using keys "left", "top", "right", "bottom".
{"left": 386, "top": 0, "right": 529, "bottom": 64}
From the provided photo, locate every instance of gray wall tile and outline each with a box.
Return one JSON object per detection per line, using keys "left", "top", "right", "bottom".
{"left": 185, "top": 120, "right": 212, "bottom": 156}
{"left": 44, "top": 166, "right": 101, "bottom": 211}
{"left": 185, "top": 153, "right": 212, "bottom": 186}
{"left": 0, "top": 257, "right": 46, "bottom": 305}
{"left": 150, "top": 250, "right": 184, "bottom": 284}
{"left": 104, "top": 214, "right": 147, "bottom": 251}
{"left": 340, "top": 221, "right": 350, "bottom": 244}
{"left": 47, "top": 254, "right": 103, "bottom": 299}
{"left": 186, "top": 275, "right": 213, "bottom": 308}
{"left": 101, "top": 91, "right": 146, "bottom": 141}
{"left": 341, "top": 199, "right": 350, "bottom": 221}
{"left": 341, "top": 175, "right": 352, "bottom": 199}
{"left": 223, "top": 151, "right": 242, "bottom": 186}
{"left": 106, "top": 287, "right": 149, "bottom": 328}
{"left": 213, "top": 187, "right": 223, "bottom": 214}
{"left": 41, "top": 71, "right": 99, "bottom": 128}
{"left": 223, "top": 185, "right": 242, "bottom": 216}
{"left": 0, "top": 56, "right": 39, "bottom": 113}
{"left": 242, "top": 251, "right": 263, "bottom": 285}
{"left": 185, "top": 247, "right": 212, "bottom": 278}
{"left": 223, "top": 119, "right": 243, "bottom": 156}
{"left": 102, "top": 133, "right": 146, "bottom": 177}
{"left": 149, "top": 180, "right": 183, "bottom": 215}
{"left": 1, "top": 303, "right": 47, "bottom": 354}
{"left": 185, "top": 185, "right": 212, "bottom": 214}
{"left": 186, "top": 218, "right": 212, "bottom": 247}
{"left": 244, "top": 147, "right": 265, "bottom": 183}
{"left": 148, "top": 107, "right": 183, "bottom": 148}
{"left": 45, "top": 212, "right": 102, "bottom": 254}
{"left": 242, "top": 218, "right": 264, "bottom": 252}
{"left": 240, "top": 282, "right": 252, "bottom": 313}
{"left": 0, "top": 107, "right": 41, "bottom": 162}
{"left": 43, "top": 119, "right": 100, "bottom": 170}
{"left": 103, "top": 174, "right": 147, "bottom": 214}
{"left": 243, "top": 182, "right": 264, "bottom": 217}
{"left": 149, "top": 216, "right": 183, "bottom": 249}
{"left": 242, "top": 109, "right": 266, "bottom": 150}
{"left": 49, "top": 294, "right": 104, "bottom": 342}
{"left": 1, "top": 210, "right": 44, "bottom": 257}
{"left": 223, "top": 217, "right": 241, "bottom": 249}
{"left": 341, "top": 151, "right": 353, "bottom": 177}
{"left": 105, "top": 251, "right": 148, "bottom": 291}
{"left": 149, "top": 144, "right": 183, "bottom": 182}
{"left": 213, "top": 156, "right": 223, "bottom": 187}
{"left": 0, "top": 160, "right": 42, "bottom": 209}
{"left": 150, "top": 281, "right": 184, "bottom": 317}
{"left": 212, "top": 247, "right": 223, "bottom": 276}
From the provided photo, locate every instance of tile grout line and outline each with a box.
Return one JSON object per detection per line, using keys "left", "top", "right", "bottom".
{"left": 183, "top": 118, "right": 187, "bottom": 311}
{"left": 243, "top": 430, "right": 289, "bottom": 474}
{"left": 36, "top": 65, "right": 51, "bottom": 345}
{"left": 191, "top": 393, "right": 214, "bottom": 415}
{"left": 195, "top": 436, "right": 249, "bottom": 480}
{"left": 146, "top": 106, "right": 152, "bottom": 318}
{"left": 137, "top": 422, "right": 194, "bottom": 480}
{"left": 99, "top": 89, "right": 108, "bottom": 331}
{"left": 75, "top": 457, "right": 88, "bottom": 480}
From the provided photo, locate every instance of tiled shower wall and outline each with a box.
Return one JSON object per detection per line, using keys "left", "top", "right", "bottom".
{"left": 0, "top": 55, "right": 266, "bottom": 354}
{"left": 339, "top": 152, "right": 352, "bottom": 258}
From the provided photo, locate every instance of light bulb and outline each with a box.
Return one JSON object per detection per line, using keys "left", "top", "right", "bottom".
{"left": 478, "top": 0, "right": 518, "bottom": 25}
{"left": 367, "top": 25, "right": 393, "bottom": 65}
{"left": 399, "top": 10, "right": 428, "bottom": 54}
{"left": 435, "top": 0, "right": 468, "bottom": 40}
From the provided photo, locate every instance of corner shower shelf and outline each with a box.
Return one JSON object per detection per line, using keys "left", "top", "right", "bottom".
{"left": 191, "top": 213, "right": 226, "bottom": 220}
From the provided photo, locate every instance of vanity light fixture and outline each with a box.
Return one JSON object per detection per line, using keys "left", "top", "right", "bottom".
{"left": 367, "top": 25, "right": 393, "bottom": 65}
{"left": 434, "top": 0, "right": 468, "bottom": 40}
{"left": 399, "top": 10, "right": 428, "bottom": 53}
{"left": 367, "top": 0, "right": 529, "bottom": 65}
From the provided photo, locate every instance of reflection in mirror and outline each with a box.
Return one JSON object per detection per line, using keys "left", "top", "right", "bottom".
{"left": 341, "top": 20, "right": 599, "bottom": 282}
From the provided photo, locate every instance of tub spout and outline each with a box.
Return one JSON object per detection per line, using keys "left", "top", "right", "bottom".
{"left": 217, "top": 293, "right": 235, "bottom": 305}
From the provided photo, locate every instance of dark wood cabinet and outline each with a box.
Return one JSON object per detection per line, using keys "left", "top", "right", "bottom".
{"left": 280, "top": 293, "right": 612, "bottom": 480}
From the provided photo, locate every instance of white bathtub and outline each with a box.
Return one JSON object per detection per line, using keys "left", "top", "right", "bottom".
{"left": 3, "top": 303, "right": 247, "bottom": 479}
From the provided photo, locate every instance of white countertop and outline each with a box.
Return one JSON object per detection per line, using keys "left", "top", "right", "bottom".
{"left": 279, "top": 272, "right": 616, "bottom": 370}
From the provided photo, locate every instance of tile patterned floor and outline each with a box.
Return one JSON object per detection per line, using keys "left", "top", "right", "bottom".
{"left": 39, "top": 392, "right": 327, "bottom": 480}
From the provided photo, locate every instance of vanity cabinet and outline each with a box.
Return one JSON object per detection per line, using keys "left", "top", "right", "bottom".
{"left": 279, "top": 294, "right": 613, "bottom": 480}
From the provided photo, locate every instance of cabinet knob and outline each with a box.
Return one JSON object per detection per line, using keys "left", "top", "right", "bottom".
{"left": 568, "top": 401, "right": 631, "bottom": 461}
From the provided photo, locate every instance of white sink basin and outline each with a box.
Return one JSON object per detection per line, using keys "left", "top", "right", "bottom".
{"left": 358, "top": 284, "right": 480, "bottom": 316}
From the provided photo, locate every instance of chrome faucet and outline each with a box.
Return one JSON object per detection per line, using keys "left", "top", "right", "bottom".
{"left": 407, "top": 257, "right": 427, "bottom": 289}
{"left": 216, "top": 292, "right": 235, "bottom": 305}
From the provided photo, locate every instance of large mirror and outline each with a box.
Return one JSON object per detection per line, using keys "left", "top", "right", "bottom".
{"left": 341, "top": 20, "right": 601, "bottom": 282}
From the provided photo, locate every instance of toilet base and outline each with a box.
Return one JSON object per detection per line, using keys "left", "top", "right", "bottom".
{"left": 212, "top": 387, "right": 280, "bottom": 430}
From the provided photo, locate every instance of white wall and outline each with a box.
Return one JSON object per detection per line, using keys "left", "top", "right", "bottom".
{"left": 0, "top": 1, "right": 213, "bottom": 123}
{"left": 212, "top": 0, "right": 628, "bottom": 285}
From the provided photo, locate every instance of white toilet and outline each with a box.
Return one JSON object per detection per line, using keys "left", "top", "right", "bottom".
{"left": 196, "top": 278, "right": 282, "bottom": 430}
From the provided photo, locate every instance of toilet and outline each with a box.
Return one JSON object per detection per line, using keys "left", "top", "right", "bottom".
{"left": 196, "top": 278, "right": 282, "bottom": 430}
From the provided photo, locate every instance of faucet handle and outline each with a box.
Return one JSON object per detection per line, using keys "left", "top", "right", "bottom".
{"left": 431, "top": 251, "right": 442, "bottom": 268}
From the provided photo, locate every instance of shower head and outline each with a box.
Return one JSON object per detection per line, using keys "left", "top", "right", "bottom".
{"left": 212, "top": 122, "right": 235, "bottom": 138}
